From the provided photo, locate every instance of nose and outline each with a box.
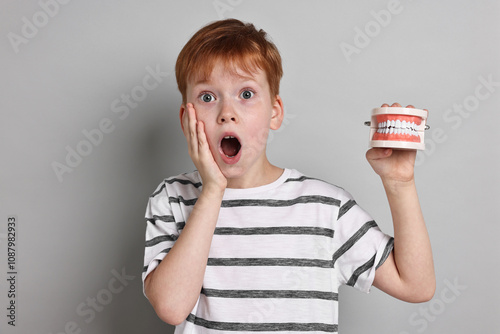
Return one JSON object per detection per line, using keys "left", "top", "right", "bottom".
{"left": 217, "top": 101, "right": 238, "bottom": 124}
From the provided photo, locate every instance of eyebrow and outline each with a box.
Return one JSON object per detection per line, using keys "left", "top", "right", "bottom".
{"left": 192, "top": 72, "right": 258, "bottom": 87}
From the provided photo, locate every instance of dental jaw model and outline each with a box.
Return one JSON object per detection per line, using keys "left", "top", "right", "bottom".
{"left": 366, "top": 107, "right": 429, "bottom": 150}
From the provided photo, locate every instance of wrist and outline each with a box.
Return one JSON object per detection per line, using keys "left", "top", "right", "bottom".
{"left": 381, "top": 177, "right": 416, "bottom": 195}
{"left": 201, "top": 183, "right": 226, "bottom": 199}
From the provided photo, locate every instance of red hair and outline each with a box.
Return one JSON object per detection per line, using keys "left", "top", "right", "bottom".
{"left": 175, "top": 19, "right": 283, "bottom": 103}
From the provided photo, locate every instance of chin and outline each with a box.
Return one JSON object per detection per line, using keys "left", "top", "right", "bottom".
{"left": 220, "top": 165, "right": 246, "bottom": 180}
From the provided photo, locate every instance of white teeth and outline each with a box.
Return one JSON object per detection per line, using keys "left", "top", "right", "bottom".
{"left": 376, "top": 118, "right": 422, "bottom": 136}
{"left": 224, "top": 136, "right": 235, "bottom": 139}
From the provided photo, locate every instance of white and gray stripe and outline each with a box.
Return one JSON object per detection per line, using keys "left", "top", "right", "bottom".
{"left": 201, "top": 288, "right": 338, "bottom": 301}
{"left": 186, "top": 314, "right": 338, "bottom": 332}
{"left": 142, "top": 169, "right": 392, "bottom": 333}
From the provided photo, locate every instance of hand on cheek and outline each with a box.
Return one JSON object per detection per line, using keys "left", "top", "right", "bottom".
{"left": 182, "top": 103, "right": 227, "bottom": 191}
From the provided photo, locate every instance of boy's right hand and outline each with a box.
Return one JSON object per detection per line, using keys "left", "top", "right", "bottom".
{"left": 181, "top": 103, "right": 227, "bottom": 192}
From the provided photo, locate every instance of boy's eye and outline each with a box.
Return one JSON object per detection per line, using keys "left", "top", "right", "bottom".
{"left": 200, "top": 93, "right": 215, "bottom": 103}
{"left": 240, "top": 90, "right": 254, "bottom": 99}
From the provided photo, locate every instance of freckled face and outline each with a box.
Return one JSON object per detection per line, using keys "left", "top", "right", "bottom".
{"left": 184, "top": 62, "right": 282, "bottom": 183}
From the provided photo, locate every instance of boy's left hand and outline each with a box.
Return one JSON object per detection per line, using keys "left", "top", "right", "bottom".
{"left": 365, "top": 103, "right": 427, "bottom": 184}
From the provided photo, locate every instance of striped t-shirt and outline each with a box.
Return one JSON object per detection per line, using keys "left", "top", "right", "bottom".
{"left": 142, "top": 168, "right": 394, "bottom": 333}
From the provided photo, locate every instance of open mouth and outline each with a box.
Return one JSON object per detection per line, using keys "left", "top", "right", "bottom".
{"left": 372, "top": 114, "right": 423, "bottom": 143}
{"left": 220, "top": 135, "right": 241, "bottom": 158}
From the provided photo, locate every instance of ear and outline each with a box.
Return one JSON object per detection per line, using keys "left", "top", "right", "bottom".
{"left": 179, "top": 103, "right": 187, "bottom": 133}
{"left": 270, "top": 95, "right": 284, "bottom": 130}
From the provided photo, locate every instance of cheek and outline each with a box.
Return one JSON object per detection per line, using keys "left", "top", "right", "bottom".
{"left": 244, "top": 106, "right": 274, "bottom": 144}
{"left": 246, "top": 119, "right": 271, "bottom": 148}
{"left": 193, "top": 114, "right": 219, "bottom": 151}
{"left": 193, "top": 107, "right": 216, "bottom": 131}
{"left": 201, "top": 123, "right": 218, "bottom": 147}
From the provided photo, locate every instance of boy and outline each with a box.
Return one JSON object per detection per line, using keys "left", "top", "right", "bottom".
{"left": 142, "top": 19, "right": 435, "bottom": 333}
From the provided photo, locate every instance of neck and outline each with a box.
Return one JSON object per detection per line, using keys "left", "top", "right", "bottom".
{"left": 226, "top": 164, "right": 284, "bottom": 189}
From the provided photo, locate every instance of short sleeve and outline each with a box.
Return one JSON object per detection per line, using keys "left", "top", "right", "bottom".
{"left": 332, "top": 191, "right": 394, "bottom": 293}
{"left": 142, "top": 182, "right": 181, "bottom": 296}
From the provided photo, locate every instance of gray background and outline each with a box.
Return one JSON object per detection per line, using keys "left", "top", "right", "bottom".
{"left": 1, "top": 0, "right": 499, "bottom": 333}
